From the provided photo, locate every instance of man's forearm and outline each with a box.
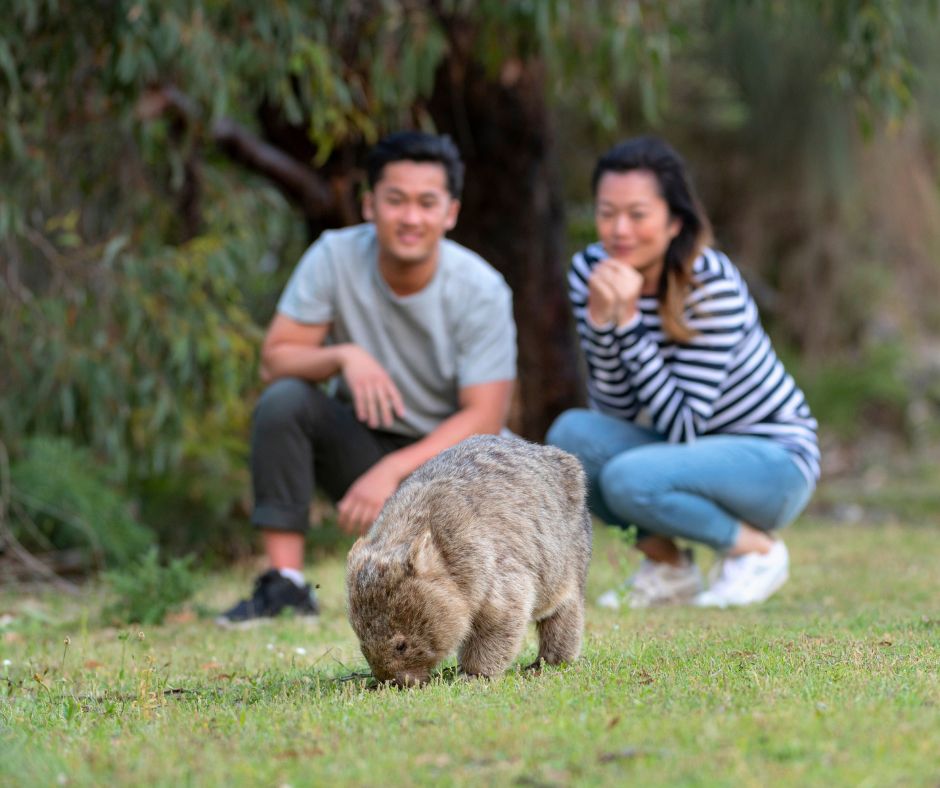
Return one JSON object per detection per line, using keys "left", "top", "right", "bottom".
{"left": 261, "top": 343, "right": 351, "bottom": 382}
{"left": 379, "top": 400, "right": 508, "bottom": 483}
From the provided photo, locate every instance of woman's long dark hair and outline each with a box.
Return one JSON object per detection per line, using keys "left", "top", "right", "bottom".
{"left": 592, "top": 136, "right": 712, "bottom": 342}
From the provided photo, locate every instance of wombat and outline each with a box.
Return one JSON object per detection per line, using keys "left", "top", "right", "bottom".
{"left": 346, "top": 434, "right": 592, "bottom": 686}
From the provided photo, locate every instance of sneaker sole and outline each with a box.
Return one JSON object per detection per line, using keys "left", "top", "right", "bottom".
{"left": 694, "top": 568, "right": 789, "bottom": 608}
{"left": 746, "top": 568, "right": 789, "bottom": 605}
{"left": 628, "top": 589, "right": 701, "bottom": 609}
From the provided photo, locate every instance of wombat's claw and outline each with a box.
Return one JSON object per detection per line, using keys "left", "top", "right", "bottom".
{"left": 525, "top": 658, "right": 546, "bottom": 673}
{"left": 333, "top": 671, "right": 374, "bottom": 683}
{"left": 436, "top": 665, "right": 461, "bottom": 682}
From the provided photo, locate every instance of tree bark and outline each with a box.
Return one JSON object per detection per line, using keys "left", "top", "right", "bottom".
{"left": 212, "top": 117, "right": 337, "bottom": 222}
{"left": 426, "top": 45, "right": 583, "bottom": 440}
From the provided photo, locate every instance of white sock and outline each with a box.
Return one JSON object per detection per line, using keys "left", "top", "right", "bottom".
{"left": 277, "top": 567, "right": 306, "bottom": 588}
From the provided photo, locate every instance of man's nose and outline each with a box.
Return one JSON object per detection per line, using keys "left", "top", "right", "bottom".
{"left": 401, "top": 202, "right": 421, "bottom": 224}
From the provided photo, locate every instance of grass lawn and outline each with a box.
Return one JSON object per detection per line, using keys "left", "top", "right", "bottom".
{"left": 1, "top": 507, "right": 938, "bottom": 786}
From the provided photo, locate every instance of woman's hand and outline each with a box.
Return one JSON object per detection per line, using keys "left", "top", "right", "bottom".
{"left": 587, "top": 258, "right": 644, "bottom": 327}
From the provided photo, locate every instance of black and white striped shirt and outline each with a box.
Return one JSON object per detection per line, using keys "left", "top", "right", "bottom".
{"left": 570, "top": 243, "right": 820, "bottom": 485}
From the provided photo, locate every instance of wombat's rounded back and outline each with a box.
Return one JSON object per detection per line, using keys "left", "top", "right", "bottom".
{"left": 370, "top": 435, "right": 591, "bottom": 594}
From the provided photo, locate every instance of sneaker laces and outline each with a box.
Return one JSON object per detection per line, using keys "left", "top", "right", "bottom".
{"left": 711, "top": 553, "right": 754, "bottom": 587}
{"left": 696, "top": 542, "right": 789, "bottom": 607}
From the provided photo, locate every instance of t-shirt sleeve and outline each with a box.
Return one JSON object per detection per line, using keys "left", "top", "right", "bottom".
{"left": 454, "top": 278, "right": 517, "bottom": 389}
{"left": 276, "top": 238, "right": 336, "bottom": 324}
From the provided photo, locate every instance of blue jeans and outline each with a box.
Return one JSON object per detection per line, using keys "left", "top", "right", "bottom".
{"left": 546, "top": 409, "right": 814, "bottom": 551}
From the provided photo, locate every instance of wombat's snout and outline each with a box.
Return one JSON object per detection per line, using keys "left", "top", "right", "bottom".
{"left": 367, "top": 660, "right": 430, "bottom": 687}
{"left": 392, "top": 670, "right": 430, "bottom": 687}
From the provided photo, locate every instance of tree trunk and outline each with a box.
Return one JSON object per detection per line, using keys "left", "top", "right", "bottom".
{"left": 427, "top": 50, "right": 583, "bottom": 440}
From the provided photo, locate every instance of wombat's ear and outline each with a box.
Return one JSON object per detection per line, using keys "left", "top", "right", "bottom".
{"left": 347, "top": 537, "right": 368, "bottom": 568}
{"left": 407, "top": 530, "right": 442, "bottom": 577}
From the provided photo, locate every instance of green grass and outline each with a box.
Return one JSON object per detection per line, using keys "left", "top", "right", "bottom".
{"left": 2, "top": 510, "right": 939, "bottom": 786}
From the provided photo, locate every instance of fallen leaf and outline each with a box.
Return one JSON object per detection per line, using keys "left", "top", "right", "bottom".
{"left": 3, "top": 631, "right": 24, "bottom": 644}
{"left": 164, "top": 610, "right": 197, "bottom": 625}
{"left": 599, "top": 748, "right": 640, "bottom": 763}
{"left": 274, "top": 747, "right": 323, "bottom": 761}
{"left": 606, "top": 715, "right": 621, "bottom": 730}
{"left": 201, "top": 661, "right": 223, "bottom": 671}
{"left": 414, "top": 754, "right": 451, "bottom": 768}
{"left": 83, "top": 660, "right": 104, "bottom": 670}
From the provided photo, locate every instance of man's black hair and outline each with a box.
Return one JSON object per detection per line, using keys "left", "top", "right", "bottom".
{"left": 366, "top": 131, "right": 464, "bottom": 199}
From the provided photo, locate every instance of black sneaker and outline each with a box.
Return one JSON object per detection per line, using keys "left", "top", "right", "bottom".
{"left": 216, "top": 570, "right": 320, "bottom": 628}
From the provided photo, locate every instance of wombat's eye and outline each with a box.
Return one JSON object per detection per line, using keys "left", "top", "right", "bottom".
{"left": 395, "top": 641, "right": 407, "bottom": 652}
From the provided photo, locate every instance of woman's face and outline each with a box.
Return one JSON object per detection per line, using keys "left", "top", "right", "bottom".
{"left": 595, "top": 169, "right": 680, "bottom": 287}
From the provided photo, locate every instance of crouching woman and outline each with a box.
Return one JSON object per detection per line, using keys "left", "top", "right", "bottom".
{"left": 547, "top": 136, "right": 819, "bottom": 609}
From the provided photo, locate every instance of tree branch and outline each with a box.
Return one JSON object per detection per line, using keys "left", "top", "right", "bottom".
{"left": 137, "top": 85, "right": 340, "bottom": 222}
{"left": 211, "top": 117, "right": 337, "bottom": 218}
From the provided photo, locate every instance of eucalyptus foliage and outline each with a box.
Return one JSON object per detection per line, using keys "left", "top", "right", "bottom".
{"left": 9, "top": 436, "right": 153, "bottom": 567}
{"left": 0, "top": 0, "right": 932, "bottom": 561}
{"left": 0, "top": 1, "right": 924, "bottom": 242}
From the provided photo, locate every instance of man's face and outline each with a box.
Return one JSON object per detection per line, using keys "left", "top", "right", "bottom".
{"left": 363, "top": 161, "right": 460, "bottom": 268}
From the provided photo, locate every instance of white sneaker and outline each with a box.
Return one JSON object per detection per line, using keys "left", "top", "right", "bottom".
{"left": 694, "top": 541, "right": 790, "bottom": 608}
{"left": 597, "top": 548, "right": 704, "bottom": 610}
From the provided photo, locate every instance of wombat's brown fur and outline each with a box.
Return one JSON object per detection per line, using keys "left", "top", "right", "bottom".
{"left": 346, "top": 434, "right": 592, "bottom": 686}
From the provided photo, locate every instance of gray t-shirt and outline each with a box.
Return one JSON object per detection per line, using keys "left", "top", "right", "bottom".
{"left": 277, "top": 223, "right": 517, "bottom": 438}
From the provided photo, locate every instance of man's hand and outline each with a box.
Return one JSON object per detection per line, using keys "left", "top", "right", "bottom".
{"left": 587, "top": 258, "right": 644, "bottom": 327}
{"left": 340, "top": 345, "right": 406, "bottom": 429}
{"left": 336, "top": 457, "right": 404, "bottom": 534}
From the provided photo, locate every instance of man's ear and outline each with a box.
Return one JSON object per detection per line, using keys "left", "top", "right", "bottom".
{"left": 362, "top": 192, "right": 375, "bottom": 222}
{"left": 444, "top": 199, "right": 460, "bottom": 232}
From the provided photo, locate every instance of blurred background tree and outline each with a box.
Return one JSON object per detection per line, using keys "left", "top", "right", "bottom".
{"left": 2, "top": 0, "right": 937, "bottom": 571}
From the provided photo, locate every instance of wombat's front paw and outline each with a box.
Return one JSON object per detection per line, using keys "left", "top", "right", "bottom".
{"left": 457, "top": 670, "right": 492, "bottom": 682}
{"left": 525, "top": 657, "right": 546, "bottom": 673}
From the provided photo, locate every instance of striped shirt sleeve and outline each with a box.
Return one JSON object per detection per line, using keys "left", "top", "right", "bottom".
{"left": 570, "top": 247, "right": 641, "bottom": 419}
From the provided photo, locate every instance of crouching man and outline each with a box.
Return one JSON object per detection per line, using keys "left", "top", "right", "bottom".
{"left": 217, "top": 131, "right": 517, "bottom": 627}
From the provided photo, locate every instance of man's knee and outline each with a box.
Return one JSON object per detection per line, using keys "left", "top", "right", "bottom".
{"left": 253, "top": 377, "right": 327, "bottom": 432}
